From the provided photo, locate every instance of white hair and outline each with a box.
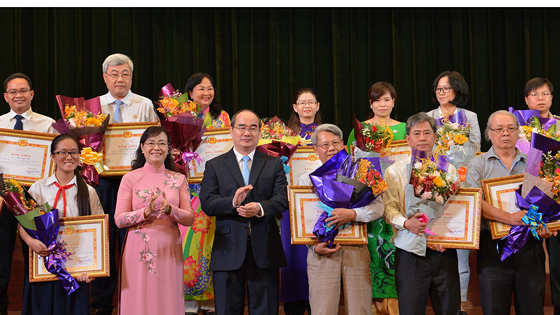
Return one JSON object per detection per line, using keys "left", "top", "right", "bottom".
{"left": 102, "top": 53, "right": 134, "bottom": 73}
{"left": 311, "top": 124, "right": 343, "bottom": 146}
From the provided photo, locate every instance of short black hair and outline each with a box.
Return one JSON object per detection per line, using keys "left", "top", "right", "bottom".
{"left": 524, "top": 77, "right": 553, "bottom": 97}
{"left": 4, "top": 73, "right": 32, "bottom": 92}
{"left": 230, "top": 109, "right": 262, "bottom": 128}
{"left": 431, "top": 71, "right": 469, "bottom": 107}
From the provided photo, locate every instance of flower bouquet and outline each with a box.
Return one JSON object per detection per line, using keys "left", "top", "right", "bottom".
{"left": 434, "top": 110, "right": 474, "bottom": 169}
{"left": 351, "top": 113, "right": 395, "bottom": 175}
{"left": 257, "top": 116, "right": 300, "bottom": 175}
{"left": 509, "top": 107, "right": 558, "bottom": 154}
{"left": 0, "top": 174, "right": 78, "bottom": 294}
{"left": 52, "top": 95, "right": 110, "bottom": 186}
{"left": 309, "top": 149, "right": 387, "bottom": 245}
{"left": 393, "top": 149, "right": 460, "bottom": 256}
{"left": 157, "top": 83, "right": 206, "bottom": 175}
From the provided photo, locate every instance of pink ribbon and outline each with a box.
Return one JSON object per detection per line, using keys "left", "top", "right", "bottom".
{"left": 159, "top": 83, "right": 175, "bottom": 98}
{"left": 418, "top": 213, "right": 437, "bottom": 235}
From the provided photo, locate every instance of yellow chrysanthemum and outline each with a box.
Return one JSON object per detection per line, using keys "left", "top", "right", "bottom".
{"left": 433, "top": 176, "right": 444, "bottom": 187}
{"left": 454, "top": 134, "right": 468, "bottom": 145}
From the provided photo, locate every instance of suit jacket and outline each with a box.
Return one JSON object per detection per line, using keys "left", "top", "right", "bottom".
{"left": 200, "top": 148, "right": 288, "bottom": 271}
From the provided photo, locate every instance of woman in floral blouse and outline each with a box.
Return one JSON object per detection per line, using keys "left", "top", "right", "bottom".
{"left": 115, "top": 126, "right": 194, "bottom": 315}
{"left": 183, "top": 73, "right": 230, "bottom": 315}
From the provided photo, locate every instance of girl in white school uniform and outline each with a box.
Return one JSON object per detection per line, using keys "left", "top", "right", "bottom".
{"left": 19, "top": 134, "right": 104, "bottom": 315}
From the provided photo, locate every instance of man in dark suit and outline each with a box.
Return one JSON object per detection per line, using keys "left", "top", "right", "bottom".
{"left": 200, "top": 109, "right": 288, "bottom": 315}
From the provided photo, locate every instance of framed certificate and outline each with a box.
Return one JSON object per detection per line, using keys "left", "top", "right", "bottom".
{"left": 0, "top": 128, "right": 56, "bottom": 186}
{"left": 29, "top": 214, "right": 109, "bottom": 282}
{"left": 287, "top": 185, "right": 367, "bottom": 245}
{"left": 482, "top": 174, "right": 525, "bottom": 239}
{"left": 188, "top": 128, "right": 233, "bottom": 180}
{"left": 388, "top": 140, "right": 411, "bottom": 163}
{"left": 287, "top": 146, "right": 322, "bottom": 185}
{"left": 101, "top": 122, "right": 160, "bottom": 176}
{"left": 426, "top": 188, "right": 483, "bottom": 249}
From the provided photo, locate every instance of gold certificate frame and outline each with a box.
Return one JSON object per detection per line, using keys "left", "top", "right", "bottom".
{"left": 288, "top": 146, "right": 322, "bottom": 185}
{"left": 288, "top": 185, "right": 367, "bottom": 245}
{"left": 426, "top": 188, "right": 483, "bottom": 249}
{"left": 101, "top": 122, "right": 160, "bottom": 176}
{"left": 0, "top": 128, "right": 56, "bottom": 186}
{"left": 481, "top": 174, "right": 525, "bottom": 239}
{"left": 30, "top": 214, "right": 110, "bottom": 282}
{"left": 188, "top": 128, "right": 233, "bottom": 180}
{"left": 387, "top": 140, "right": 411, "bottom": 163}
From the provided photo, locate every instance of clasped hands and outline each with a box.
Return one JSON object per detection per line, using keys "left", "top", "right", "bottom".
{"left": 233, "top": 185, "right": 261, "bottom": 218}
{"left": 144, "top": 190, "right": 172, "bottom": 219}
{"left": 28, "top": 239, "right": 94, "bottom": 283}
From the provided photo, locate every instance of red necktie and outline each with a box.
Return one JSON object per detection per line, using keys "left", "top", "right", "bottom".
{"left": 53, "top": 182, "right": 75, "bottom": 217}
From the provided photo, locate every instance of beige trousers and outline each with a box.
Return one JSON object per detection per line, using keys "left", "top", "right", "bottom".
{"left": 372, "top": 298, "right": 399, "bottom": 315}
{"left": 307, "top": 245, "right": 372, "bottom": 315}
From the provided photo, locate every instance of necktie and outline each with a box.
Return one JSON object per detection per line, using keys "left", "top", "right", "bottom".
{"left": 242, "top": 156, "right": 250, "bottom": 185}
{"left": 53, "top": 182, "right": 76, "bottom": 217}
{"left": 113, "top": 100, "right": 123, "bottom": 123}
{"left": 14, "top": 115, "right": 23, "bottom": 130}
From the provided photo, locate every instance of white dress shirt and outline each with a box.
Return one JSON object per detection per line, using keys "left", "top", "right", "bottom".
{"left": 0, "top": 108, "right": 57, "bottom": 133}
{"left": 298, "top": 169, "right": 385, "bottom": 223}
{"left": 29, "top": 174, "right": 104, "bottom": 218}
{"left": 100, "top": 91, "right": 159, "bottom": 123}
{"left": 231, "top": 147, "right": 263, "bottom": 217}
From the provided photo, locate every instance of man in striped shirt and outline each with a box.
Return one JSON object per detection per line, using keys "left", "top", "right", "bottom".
{"left": 465, "top": 110, "right": 554, "bottom": 315}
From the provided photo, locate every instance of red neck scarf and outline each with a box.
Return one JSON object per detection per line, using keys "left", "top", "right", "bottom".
{"left": 53, "top": 182, "right": 75, "bottom": 217}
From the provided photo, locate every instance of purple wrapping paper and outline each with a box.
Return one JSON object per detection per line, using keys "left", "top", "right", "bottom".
{"left": 532, "top": 132, "right": 560, "bottom": 154}
{"left": 410, "top": 148, "right": 450, "bottom": 173}
{"left": 309, "top": 150, "right": 381, "bottom": 245}
{"left": 436, "top": 110, "right": 468, "bottom": 128}
{"left": 509, "top": 107, "right": 557, "bottom": 130}
{"left": 500, "top": 185, "right": 560, "bottom": 261}
{"left": 25, "top": 210, "right": 80, "bottom": 294}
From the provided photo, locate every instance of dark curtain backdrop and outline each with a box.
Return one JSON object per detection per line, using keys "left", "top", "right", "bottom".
{"left": 1, "top": 8, "right": 559, "bottom": 151}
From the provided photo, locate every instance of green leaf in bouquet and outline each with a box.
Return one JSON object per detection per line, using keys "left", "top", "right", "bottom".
{"left": 177, "top": 92, "right": 190, "bottom": 105}
{"left": 15, "top": 208, "right": 42, "bottom": 230}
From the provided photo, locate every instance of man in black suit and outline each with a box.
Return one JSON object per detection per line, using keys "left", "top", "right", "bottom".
{"left": 200, "top": 109, "right": 288, "bottom": 315}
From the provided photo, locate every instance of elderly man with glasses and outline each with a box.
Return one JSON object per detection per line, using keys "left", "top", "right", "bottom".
{"left": 0, "top": 73, "right": 57, "bottom": 315}
{"left": 298, "top": 123, "right": 384, "bottom": 315}
{"left": 465, "top": 110, "right": 555, "bottom": 314}
{"left": 91, "top": 53, "right": 159, "bottom": 315}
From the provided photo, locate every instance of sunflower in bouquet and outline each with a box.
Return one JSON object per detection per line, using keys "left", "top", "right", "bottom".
{"left": 410, "top": 154, "right": 460, "bottom": 204}
{"left": 360, "top": 122, "right": 393, "bottom": 154}
{"left": 64, "top": 105, "right": 108, "bottom": 128}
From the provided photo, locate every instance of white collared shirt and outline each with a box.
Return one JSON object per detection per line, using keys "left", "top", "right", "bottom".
{"left": 99, "top": 91, "right": 159, "bottom": 123}
{"left": 28, "top": 174, "right": 104, "bottom": 218}
{"left": 0, "top": 108, "right": 57, "bottom": 133}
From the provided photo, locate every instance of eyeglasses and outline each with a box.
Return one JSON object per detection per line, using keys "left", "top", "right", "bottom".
{"left": 105, "top": 72, "right": 132, "bottom": 80}
{"left": 233, "top": 125, "right": 260, "bottom": 133}
{"left": 296, "top": 100, "right": 318, "bottom": 106}
{"left": 144, "top": 141, "right": 168, "bottom": 148}
{"left": 489, "top": 127, "right": 518, "bottom": 134}
{"left": 435, "top": 87, "right": 452, "bottom": 94}
{"left": 5, "top": 89, "right": 31, "bottom": 97}
{"left": 53, "top": 151, "right": 80, "bottom": 159}
{"left": 528, "top": 91, "right": 552, "bottom": 98}
{"left": 317, "top": 141, "right": 342, "bottom": 150}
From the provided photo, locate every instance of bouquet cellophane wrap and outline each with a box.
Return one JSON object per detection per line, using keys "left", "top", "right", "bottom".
{"left": 392, "top": 150, "right": 452, "bottom": 256}
{"left": 435, "top": 110, "right": 476, "bottom": 169}
{"left": 52, "top": 95, "right": 109, "bottom": 186}
{"left": 309, "top": 150, "right": 382, "bottom": 245}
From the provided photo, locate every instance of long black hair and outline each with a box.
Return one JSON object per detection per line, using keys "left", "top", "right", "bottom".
{"left": 131, "top": 126, "right": 178, "bottom": 172}
{"left": 51, "top": 134, "right": 91, "bottom": 216}
{"left": 184, "top": 72, "right": 222, "bottom": 119}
